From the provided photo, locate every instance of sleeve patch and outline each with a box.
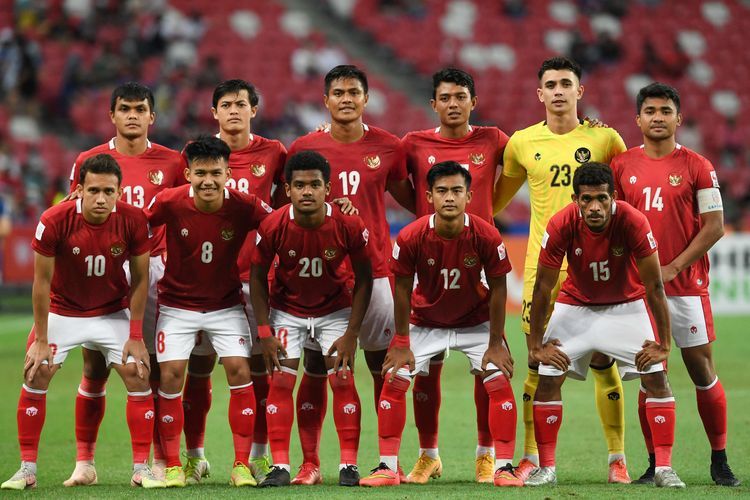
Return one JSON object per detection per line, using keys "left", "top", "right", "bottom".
{"left": 541, "top": 231, "right": 549, "bottom": 249}
{"left": 497, "top": 242, "right": 507, "bottom": 260}
{"left": 710, "top": 171, "right": 719, "bottom": 188}
{"left": 647, "top": 231, "right": 657, "bottom": 249}
{"left": 362, "top": 228, "right": 369, "bottom": 245}
{"left": 392, "top": 241, "right": 400, "bottom": 260}
{"left": 255, "top": 233, "right": 262, "bottom": 245}
{"left": 35, "top": 221, "right": 46, "bottom": 241}
{"left": 261, "top": 200, "right": 273, "bottom": 213}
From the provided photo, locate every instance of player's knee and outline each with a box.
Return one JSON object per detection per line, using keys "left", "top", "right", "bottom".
{"left": 82, "top": 348, "right": 110, "bottom": 379}
{"left": 27, "top": 364, "right": 54, "bottom": 390}
{"left": 534, "top": 375, "right": 560, "bottom": 401}
{"left": 221, "top": 357, "right": 251, "bottom": 385}
{"left": 641, "top": 372, "right": 672, "bottom": 398}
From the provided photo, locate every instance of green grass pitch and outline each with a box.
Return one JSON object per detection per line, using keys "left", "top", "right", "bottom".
{"left": 0, "top": 312, "right": 748, "bottom": 498}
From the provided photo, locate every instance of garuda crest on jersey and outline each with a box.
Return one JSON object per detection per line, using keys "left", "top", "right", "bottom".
{"left": 574, "top": 147, "right": 591, "bottom": 163}
{"left": 364, "top": 155, "right": 381, "bottom": 169}
{"left": 221, "top": 228, "right": 235, "bottom": 241}
{"left": 324, "top": 247, "right": 337, "bottom": 260}
{"left": 469, "top": 153, "right": 485, "bottom": 166}
{"left": 463, "top": 254, "right": 478, "bottom": 267}
{"left": 251, "top": 164, "right": 266, "bottom": 177}
{"left": 111, "top": 241, "right": 125, "bottom": 257}
{"left": 148, "top": 169, "right": 164, "bottom": 186}
{"left": 668, "top": 173, "right": 682, "bottom": 187}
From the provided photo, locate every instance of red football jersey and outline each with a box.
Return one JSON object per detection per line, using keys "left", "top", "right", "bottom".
{"left": 222, "top": 134, "right": 287, "bottom": 282}
{"left": 539, "top": 201, "right": 657, "bottom": 306}
{"left": 391, "top": 213, "right": 512, "bottom": 328}
{"left": 147, "top": 185, "right": 272, "bottom": 312}
{"left": 69, "top": 138, "right": 187, "bottom": 256}
{"left": 611, "top": 144, "right": 718, "bottom": 296}
{"left": 32, "top": 199, "right": 151, "bottom": 317}
{"left": 289, "top": 125, "right": 407, "bottom": 278}
{"left": 252, "top": 203, "right": 371, "bottom": 318}
{"left": 402, "top": 126, "right": 508, "bottom": 222}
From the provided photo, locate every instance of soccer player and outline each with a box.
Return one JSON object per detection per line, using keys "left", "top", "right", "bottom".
{"left": 611, "top": 83, "right": 739, "bottom": 487}
{"left": 250, "top": 150, "right": 373, "bottom": 487}
{"left": 359, "top": 161, "right": 519, "bottom": 487}
{"left": 2, "top": 154, "right": 162, "bottom": 490}
{"left": 492, "top": 57, "right": 630, "bottom": 483}
{"left": 401, "top": 67, "right": 509, "bottom": 483}
{"left": 146, "top": 136, "right": 272, "bottom": 487}
{"left": 286, "top": 64, "right": 414, "bottom": 483}
{"left": 61, "top": 82, "right": 188, "bottom": 485}
{"left": 525, "top": 162, "right": 684, "bottom": 488}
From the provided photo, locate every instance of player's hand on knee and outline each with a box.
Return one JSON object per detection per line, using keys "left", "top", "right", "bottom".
{"left": 532, "top": 339, "right": 570, "bottom": 371}
{"left": 328, "top": 332, "right": 358, "bottom": 378}
{"left": 482, "top": 341, "right": 514, "bottom": 378}
{"left": 381, "top": 347, "right": 414, "bottom": 382}
{"left": 123, "top": 339, "right": 150, "bottom": 379}
{"left": 635, "top": 340, "right": 669, "bottom": 372}
{"left": 332, "top": 197, "right": 359, "bottom": 215}
{"left": 261, "top": 336, "right": 286, "bottom": 372}
{"left": 24, "top": 340, "right": 53, "bottom": 383}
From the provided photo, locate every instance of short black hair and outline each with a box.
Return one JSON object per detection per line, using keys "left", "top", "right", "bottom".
{"left": 324, "top": 65, "right": 368, "bottom": 95}
{"left": 636, "top": 82, "right": 681, "bottom": 114}
{"left": 427, "top": 161, "right": 472, "bottom": 190}
{"left": 285, "top": 150, "right": 331, "bottom": 184}
{"left": 212, "top": 79, "right": 260, "bottom": 108}
{"left": 79, "top": 154, "right": 122, "bottom": 186}
{"left": 537, "top": 56, "right": 582, "bottom": 81}
{"left": 573, "top": 162, "right": 614, "bottom": 195}
{"left": 184, "top": 135, "right": 231, "bottom": 166}
{"left": 432, "top": 67, "right": 476, "bottom": 99}
{"left": 110, "top": 82, "right": 154, "bottom": 113}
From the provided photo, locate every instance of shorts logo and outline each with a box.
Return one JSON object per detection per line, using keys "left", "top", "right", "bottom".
{"left": 239, "top": 337, "right": 246, "bottom": 345}
{"left": 242, "top": 407, "right": 254, "bottom": 416}
{"left": 654, "top": 415, "right": 666, "bottom": 424}
{"left": 379, "top": 400, "right": 392, "bottom": 410}
{"left": 251, "top": 164, "right": 266, "bottom": 177}
{"left": 668, "top": 173, "right": 682, "bottom": 187}
{"left": 266, "top": 404, "right": 278, "bottom": 414}
{"left": 690, "top": 325, "right": 698, "bottom": 334}
{"left": 324, "top": 248, "right": 337, "bottom": 260}
{"left": 535, "top": 152, "right": 542, "bottom": 161}
{"left": 501, "top": 401, "right": 513, "bottom": 411}
{"left": 343, "top": 403, "right": 357, "bottom": 414}
{"left": 161, "top": 415, "right": 174, "bottom": 423}
{"left": 574, "top": 147, "right": 591, "bottom": 163}
{"left": 575, "top": 247, "right": 582, "bottom": 256}
{"left": 221, "top": 228, "right": 235, "bottom": 241}
{"left": 364, "top": 155, "right": 381, "bottom": 169}
{"left": 26, "top": 406, "right": 38, "bottom": 417}
{"left": 629, "top": 175, "right": 637, "bottom": 184}
{"left": 111, "top": 242, "right": 125, "bottom": 257}
{"left": 49, "top": 343, "right": 58, "bottom": 355}
{"left": 181, "top": 228, "right": 189, "bottom": 237}
{"left": 611, "top": 246, "right": 624, "bottom": 257}
{"left": 497, "top": 243, "right": 507, "bottom": 260}
{"left": 427, "top": 258, "right": 435, "bottom": 266}
{"left": 415, "top": 392, "right": 428, "bottom": 403}
{"left": 73, "top": 246, "right": 81, "bottom": 255}
{"left": 384, "top": 328, "right": 392, "bottom": 338}
{"left": 469, "top": 153, "right": 485, "bottom": 166}
{"left": 463, "top": 254, "right": 478, "bottom": 267}
{"left": 289, "top": 250, "right": 296, "bottom": 258}
{"left": 428, "top": 155, "right": 436, "bottom": 165}
{"left": 546, "top": 415, "right": 558, "bottom": 424}
{"left": 148, "top": 169, "right": 164, "bottom": 186}
{"left": 607, "top": 392, "right": 620, "bottom": 401}
{"left": 300, "top": 402, "right": 314, "bottom": 411}
{"left": 144, "top": 410, "right": 154, "bottom": 420}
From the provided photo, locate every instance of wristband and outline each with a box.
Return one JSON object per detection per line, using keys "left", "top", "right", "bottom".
{"left": 129, "top": 319, "right": 143, "bottom": 341}
{"left": 258, "top": 324, "right": 273, "bottom": 339}
{"left": 389, "top": 333, "right": 410, "bottom": 349}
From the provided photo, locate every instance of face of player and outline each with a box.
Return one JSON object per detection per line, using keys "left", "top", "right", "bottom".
{"left": 212, "top": 90, "right": 257, "bottom": 134}
{"left": 110, "top": 98, "right": 154, "bottom": 141}
{"left": 285, "top": 169, "right": 330, "bottom": 216}
{"left": 76, "top": 172, "right": 121, "bottom": 224}
{"left": 185, "top": 158, "right": 231, "bottom": 210}
{"left": 427, "top": 173, "right": 472, "bottom": 221}
{"left": 324, "top": 78, "right": 368, "bottom": 125}
{"left": 431, "top": 82, "right": 477, "bottom": 128}
{"left": 573, "top": 184, "right": 613, "bottom": 232}
{"left": 637, "top": 97, "right": 682, "bottom": 142}
{"left": 537, "top": 69, "right": 583, "bottom": 117}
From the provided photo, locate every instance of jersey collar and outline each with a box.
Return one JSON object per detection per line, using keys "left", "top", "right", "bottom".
{"left": 435, "top": 125, "right": 472, "bottom": 134}
{"left": 428, "top": 212, "right": 469, "bottom": 228}
{"left": 108, "top": 137, "right": 151, "bottom": 149}
{"left": 288, "top": 202, "right": 332, "bottom": 220}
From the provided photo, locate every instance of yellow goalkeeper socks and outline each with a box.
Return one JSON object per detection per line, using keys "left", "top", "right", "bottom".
{"left": 522, "top": 368, "right": 539, "bottom": 460}
{"left": 591, "top": 361, "right": 625, "bottom": 456}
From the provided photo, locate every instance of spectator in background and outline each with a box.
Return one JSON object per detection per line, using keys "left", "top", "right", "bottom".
{"left": 0, "top": 194, "right": 10, "bottom": 283}
{"left": 503, "top": 0, "right": 527, "bottom": 18}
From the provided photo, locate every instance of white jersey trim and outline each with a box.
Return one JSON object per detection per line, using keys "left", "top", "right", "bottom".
{"left": 289, "top": 202, "right": 332, "bottom": 220}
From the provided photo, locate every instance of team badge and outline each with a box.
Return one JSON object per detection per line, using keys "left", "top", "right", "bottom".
{"left": 574, "top": 147, "right": 591, "bottom": 163}
{"left": 690, "top": 325, "right": 698, "bottom": 334}
{"left": 575, "top": 247, "right": 583, "bottom": 256}
{"left": 668, "top": 173, "right": 682, "bottom": 187}
{"left": 324, "top": 248, "right": 337, "bottom": 260}
{"left": 148, "top": 169, "right": 164, "bottom": 186}
{"left": 629, "top": 175, "right": 637, "bottom": 184}
{"left": 110, "top": 242, "right": 125, "bottom": 257}
{"left": 251, "top": 164, "right": 266, "bottom": 177}
{"left": 428, "top": 155, "right": 436, "bottom": 165}
{"left": 535, "top": 153, "right": 542, "bottom": 161}
{"left": 427, "top": 258, "right": 435, "bottom": 266}
{"left": 221, "top": 228, "right": 235, "bottom": 241}
{"left": 181, "top": 228, "right": 189, "bottom": 237}
{"left": 469, "top": 152, "right": 485, "bottom": 166}
{"left": 611, "top": 246, "right": 624, "bottom": 257}
{"left": 239, "top": 337, "right": 246, "bottom": 345}
{"left": 697, "top": 278, "right": 703, "bottom": 286}
{"left": 364, "top": 155, "right": 381, "bottom": 169}
{"left": 289, "top": 250, "right": 296, "bottom": 258}
{"left": 463, "top": 254, "right": 478, "bottom": 267}
{"left": 73, "top": 246, "right": 80, "bottom": 255}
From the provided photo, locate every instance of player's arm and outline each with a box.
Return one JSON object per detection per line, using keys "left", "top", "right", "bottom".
{"left": 481, "top": 275, "right": 514, "bottom": 378}
{"left": 381, "top": 273, "right": 415, "bottom": 381}
{"left": 661, "top": 208, "right": 724, "bottom": 283}
{"left": 250, "top": 261, "right": 287, "bottom": 372}
{"left": 528, "top": 264, "right": 570, "bottom": 371}
{"left": 635, "top": 251, "right": 671, "bottom": 371}
{"left": 26, "top": 252, "right": 55, "bottom": 381}
{"left": 123, "top": 251, "right": 150, "bottom": 377}
{"left": 387, "top": 178, "right": 416, "bottom": 214}
{"left": 492, "top": 173, "right": 526, "bottom": 214}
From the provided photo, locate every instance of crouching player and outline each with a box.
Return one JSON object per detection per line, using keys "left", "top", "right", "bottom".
{"left": 250, "top": 150, "right": 373, "bottom": 487}
{"left": 360, "top": 161, "right": 521, "bottom": 487}
{"left": 2, "top": 154, "right": 162, "bottom": 489}
{"left": 146, "top": 136, "right": 272, "bottom": 487}
{"left": 526, "top": 162, "right": 684, "bottom": 488}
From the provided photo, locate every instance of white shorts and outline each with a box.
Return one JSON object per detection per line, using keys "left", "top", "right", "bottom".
{"left": 357, "top": 277, "right": 395, "bottom": 351}
{"left": 124, "top": 254, "right": 165, "bottom": 354}
{"left": 271, "top": 307, "right": 351, "bottom": 360}
{"left": 667, "top": 295, "right": 715, "bottom": 348}
{"left": 155, "top": 304, "right": 251, "bottom": 362}
{"left": 47, "top": 310, "right": 135, "bottom": 367}
{"left": 539, "top": 300, "right": 664, "bottom": 381}
{"left": 242, "top": 282, "right": 263, "bottom": 356}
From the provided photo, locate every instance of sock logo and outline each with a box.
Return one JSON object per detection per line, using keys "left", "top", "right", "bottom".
{"left": 415, "top": 392, "right": 429, "bottom": 403}
{"left": 607, "top": 391, "right": 620, "bottom": 401}
{"left": 266, "top": 404, "right": 278, "bottom": 414}
{"left": 25, "top": 406, "right": 38, "bottom": 417}
{"left": 242, "top": 407, "right": 254, "bottom": 416}
{"left": 501, "top": 401, "right": 513, "bottom": 411}
{"left": 654, "top": 415, "right": 666, "bottom": 424}
{"left": 522, "top": 393, "right": 531, "bottom": 402}
{"left": 379, "top": 400, "right": 391, "bottom": 410}
{"left": 300, "top": 402, "right": 314, "bottom": 411}
{"left": 161, "top": 415, "right": 174, "bottom": 423}
{"left": 546, "top": 415, "right": 558, "bottom": 424}
{"left": 343, "top": 403, "right": 358, "bottom": 414}
{"left": 144, "top": 410, "right": 154, "bottom": 420}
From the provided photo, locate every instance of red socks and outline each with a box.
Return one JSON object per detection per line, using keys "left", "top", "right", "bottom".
{"left": 696, "top": 378, "right": 727, "bottom": 450}
{"left": 474, "top": 374, "right": 493, "bottom": 447}
{"left": 17, "top": 386, "right": 47, "bottom": 462}
{"left": 228, "top": 384, "right": 256, "bottom": 466}
{"left": 533, "top": 402, "right": 562, "bottom": 467}
{"left": 183, "top": 374, "right": 212, "bottom": 451}
{"left": 637, "top": 387, "right": 654, "bottom": 453}
{"left": 251, "top": 373, "right": 271, "bottom": 448}
{"left": 126, "top": 392, "right": 154, "bottom": 464}
{"left": 75, "top": 376, "right": 107, "bottom": 461}
{"left": 157, "top": 391, "right": 184, "bottom": 467}
{"left": 266, "top": 370, "right": 297, "bottom": 465}
{"left": 483, "top": 374, "right": 517, "bottom": 461}
{"left": 296, "top": 372, "right": 327, "bottom": 466}
{"left": 645, "top": 398, "right": 676, "bottom": 467}
{"left": 377, "top": 375, "right": 410, "bottom": 457}
{"left": 412, "top": 362, "right": 442, "bottom": 449}
{"left": 329, "top": 370, "right": 361, "bottom": 464}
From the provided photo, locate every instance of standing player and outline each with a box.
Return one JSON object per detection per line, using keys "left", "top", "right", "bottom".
{"left": 2, "top": 155, "right": 162, "bottom": 490}
{"left": 493, "top": 57, "right": 630, "bottom": 482}
{"left": 359, "top": 161, "right": 520, "bottom": 487}
{"left": 611, "top": 83, "right": 739, "bottom": 486}
{"left": 61, "top": 82, "right": 188, "bottom": 485}
{"left": 286, "top": 65, "right": 414, "bottom": 483}
{"left": 147, "top": 136, "right": 272, "bottom": 487}
{"left": 250, "top": 150, "right": 373, "bottom": 487}
{"left": 401, "top": 68, "right": 509, "bottom": 483}
{"left": 525, "top": 162, "right": 684, "bottom": 488}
